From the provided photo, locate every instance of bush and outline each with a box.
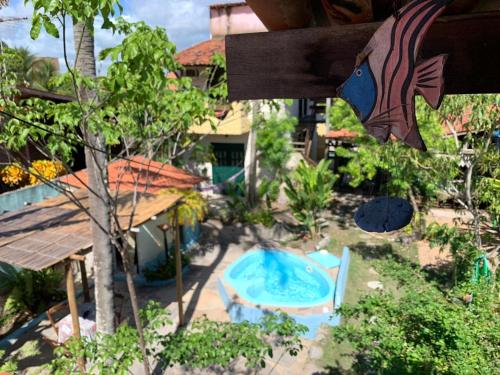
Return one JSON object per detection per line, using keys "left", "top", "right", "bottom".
{"left": 142, "top": 255, "right": 190, "bottom": 282}
{"left": 225, "top": 181, "right": 276, "bottom": 227}
{"left": 163, "top": 188, "right": 207, "bottom": 227}
{"left": 243, "top": 209, "right": 275, "bottom": 228}
{"left": 0, "top": 266, "right": 64, "bottom": 316}
{"left": 284, "top": 159, "right": 337, "bottom": 235}
{"left": 332, "top": 258, "right": 499, "bottom": 375}
{"left": 49, "top": 301, "right": 307, "bottom": 374}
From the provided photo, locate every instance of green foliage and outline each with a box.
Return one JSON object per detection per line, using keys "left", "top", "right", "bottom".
{"left": 224, "top": 181, "right": 276, "bottom": 227}
{"left": 438, "top": 95, "right": 500, "bottom": 223}
{"left": 332, "top": 258, "right": 499, "bottom": 374}
{"left": 254, "top": 114, "right": 297, "bottom": 208}
{"left": 243, "top": 208, "right": 276, "bottom": 228}
{"left": 258, "top": 177, "right": 281, "bottom": 210}
{"left": 164, "top": 188, "right": 208, "bottom": 227}
{"left": 255, "top": 115, "right": 297, "bottom": 174}
{"left": 48, "top": 302, "right": 307, "bottom": 373}
{"left": 142, "top": 254, "right": 189, "bottom": 282}
{"left": 1, "top": 17, "right": 224, "bottom": 165}
{"left": 284, "top": 159, "right": 337, "bottom": 235}
{"left": 27, "top": 0, "right": 123, "bottom": 39}
{"left": 0, "top": 349, "right": 18, "bottom": 372}
{"left": 329, "top": 98, "right": 459, "bottom": 199}
{"left": 157, "top": 312, "right": 307, "bottom": 370}
{"left": 0, "top": 266, "right": 64, "bottom": 315}
{"left": 426, "top": 223, "right": 480, "bottom": 285}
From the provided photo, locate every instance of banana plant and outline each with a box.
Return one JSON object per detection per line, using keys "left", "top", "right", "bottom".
{"left": 284, "top": 159, "right": 337, "bottom": 236}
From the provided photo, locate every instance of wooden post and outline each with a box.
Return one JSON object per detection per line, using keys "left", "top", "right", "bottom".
{"left": 174, "top": 205, "right": 184, "bottom": 326}
{"left": 65, "top": 262, "right": 84, "bottom": 370}
{"left": 79, "top": 260, "right": 91, "bottom": 303}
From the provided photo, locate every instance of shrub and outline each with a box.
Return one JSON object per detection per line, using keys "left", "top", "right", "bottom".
{"left": 49, "top": 301, "right": 307, "bottom": 374}
{"left": 142, "top": 255, "right": 190, "bottom": 282}
{"left": 163, "top": 188, "right": 207, "bottom": 227}
{"left": 0, "top": 265, "right": 64, "bottom": 315}
{"left": 225, "top": 182, "right": 276, "bottom": 227}
{"left": 332, "top": 258, "right": 499, "bottom": 375}
{"left": 284, "top": 159, "right": 337, "bottom": 235}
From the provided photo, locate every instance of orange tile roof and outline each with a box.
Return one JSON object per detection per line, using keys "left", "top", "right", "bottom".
{"left": 60, "top": 156, "right": 203, "bottom": 194}
{"left": 326, "top": 129, "right": 359, "bottom": 139}
{"left": 177, "top": 39, "right": 225, "bottom": 66}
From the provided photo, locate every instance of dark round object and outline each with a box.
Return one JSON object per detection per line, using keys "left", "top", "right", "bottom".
{"left": 354, "top": 196, "right": 413, "bottom": 233}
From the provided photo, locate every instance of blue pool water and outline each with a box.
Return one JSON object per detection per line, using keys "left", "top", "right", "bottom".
{"left": 224, "top": 249, "right": 335, "bottom": 308}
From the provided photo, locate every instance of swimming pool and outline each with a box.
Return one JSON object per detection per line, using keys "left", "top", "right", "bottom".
{"left": 224, "top": 249, "right": 335, "bottom": 308}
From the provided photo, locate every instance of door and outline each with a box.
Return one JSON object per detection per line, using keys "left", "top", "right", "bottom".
{"left": 211, "top": 143, "right": 245, "bottom": 185}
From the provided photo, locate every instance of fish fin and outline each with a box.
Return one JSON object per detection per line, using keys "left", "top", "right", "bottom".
{"left": 415, "top": 54, "right": 447, "bottom": 109}
{"left": 363, "top": 121, "right": 391, "bottom": 145}
{"left": 402, "top": 122, "right": 427, "bottom": 151}
{"left": 355, "top": 42, "right": 374, "bottom": 67}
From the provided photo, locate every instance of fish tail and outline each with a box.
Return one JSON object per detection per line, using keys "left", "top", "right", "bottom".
{"left": 400, "top": 121, "right": 427, "bottom": 151}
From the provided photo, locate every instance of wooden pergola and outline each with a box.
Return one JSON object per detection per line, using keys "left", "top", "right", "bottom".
{"left": 226, "top": 0, "right": 500, "bottom": 100}
{"left": 0, "top": 189, "right": 184, "bottom": 344}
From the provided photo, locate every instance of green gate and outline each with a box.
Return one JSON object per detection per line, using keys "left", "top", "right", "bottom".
{"left": 212, "top": 143, "right": 245, "bottom": 186}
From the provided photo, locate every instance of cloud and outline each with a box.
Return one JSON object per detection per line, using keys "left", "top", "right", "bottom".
{"left": 0, "top": 0, "right": 242, "bottom": 74}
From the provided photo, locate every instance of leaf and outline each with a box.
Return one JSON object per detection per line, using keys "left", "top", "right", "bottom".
{"left": 30, "top": 14, "right": 42, "bottom": 40}
{"left": 42, "top": 15, "right": 60, "bottom": 38}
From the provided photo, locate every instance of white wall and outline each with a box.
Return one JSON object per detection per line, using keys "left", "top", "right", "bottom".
{"left": 135, "top": 213, "right": 173, "bottom": 273}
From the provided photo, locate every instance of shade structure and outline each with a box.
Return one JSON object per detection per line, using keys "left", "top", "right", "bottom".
{"left": 354, "top": 196, "right": 413, "bottom": 233}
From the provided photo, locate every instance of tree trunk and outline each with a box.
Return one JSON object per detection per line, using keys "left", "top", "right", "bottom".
{"left": 464, "top": 161, "right": 481, "bottom": 248}
{"left": 120, "top": 245, "right": 151, "bottom": 374}
{"left": 408, "top": 187, "right": 424, "bottom": 240}
{"left": 247, "top": 101, "right": 259, "bottom": 207}
{"left": 73, "top": 21, "right": 115, "bottom": 334}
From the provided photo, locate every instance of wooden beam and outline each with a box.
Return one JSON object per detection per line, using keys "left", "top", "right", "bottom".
{"left": 69, "top": 254, "right": 86, "bottom": 262}
{"left": 174, "top": 206, "right": 184, "bottom": 327}
{"left": 79, "top": 260, "right": 91, "bottom": 303}
{"left": 226, "top": 13, "right": 500, "bottom": 100}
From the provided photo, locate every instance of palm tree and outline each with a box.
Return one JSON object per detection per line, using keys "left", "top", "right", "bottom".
{"left": 73, "top": 21, "right": 152, "bottom": 374}
{"left": 13, "top": 46, "right": 35, "bottom": 85}
{"left": 31, "top": 59, "right": 58, "bottom": 91}
{"left": 72, "top": 21, "right": 116, "bottom": 335}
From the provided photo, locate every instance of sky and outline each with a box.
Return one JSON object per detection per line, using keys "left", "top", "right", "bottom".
{"left": 0, "top": 0, "right": 240, "bottom": 74}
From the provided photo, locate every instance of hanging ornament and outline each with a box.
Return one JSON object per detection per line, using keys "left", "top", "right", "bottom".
{"left": 336, "top": 0, "right": 452, "bottom": 151}
{"left": 354, "top": 196, "right": 413, "bottom": 233}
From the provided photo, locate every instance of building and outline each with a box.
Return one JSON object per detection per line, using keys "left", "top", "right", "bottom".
{"left": 177, "top": 2, "right": 322, "bottom": 193}
{"left": 60, "top": 156, "right": 204, "bottom": 277}
{"left": 175, "top": 3, "right": 267, "bottom": 192}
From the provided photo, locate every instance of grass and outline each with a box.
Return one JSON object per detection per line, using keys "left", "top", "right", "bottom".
{"left": 315, "top": 221, "right": 418, "bottom": 373}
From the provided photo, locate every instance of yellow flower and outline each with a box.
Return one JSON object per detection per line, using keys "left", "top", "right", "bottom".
{"left": 0, "top": 164, "right": 28, "bottom": 187}
{"left": 28, "top": 160, "right": 66, "bottom": 185}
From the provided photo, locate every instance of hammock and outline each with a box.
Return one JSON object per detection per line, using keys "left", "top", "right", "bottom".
{"left": 199, "top": 168, "right": 245, "bottom": 194}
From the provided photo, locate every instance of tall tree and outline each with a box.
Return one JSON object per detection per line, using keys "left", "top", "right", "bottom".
{"left": 12, "top": 46, "right": 35, "bottom": 85}
{"left": 1, "top": 11, "right": 224, "bottom": 372}
{"left": 27, "top": 0, "right": 121, "bottom": 336}
{"left": 72, "top": 18, "right": 116, "bottom": 335}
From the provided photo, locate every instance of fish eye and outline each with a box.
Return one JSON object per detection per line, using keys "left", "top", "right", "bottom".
{"left": 355, "top": 69, "right": 363, "bottom": 77}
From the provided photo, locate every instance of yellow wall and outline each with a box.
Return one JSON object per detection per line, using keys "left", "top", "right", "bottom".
{"left": 189, "top": 102, "right": 251, "bottom": 135}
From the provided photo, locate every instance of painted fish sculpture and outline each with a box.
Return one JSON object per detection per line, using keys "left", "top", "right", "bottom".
{"left": 337, "top": 0, "right": 452, "bottom": 151}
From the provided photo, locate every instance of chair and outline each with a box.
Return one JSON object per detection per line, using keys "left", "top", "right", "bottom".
{"left": 42, "top": 293, "right": 125, "bottom": 348}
